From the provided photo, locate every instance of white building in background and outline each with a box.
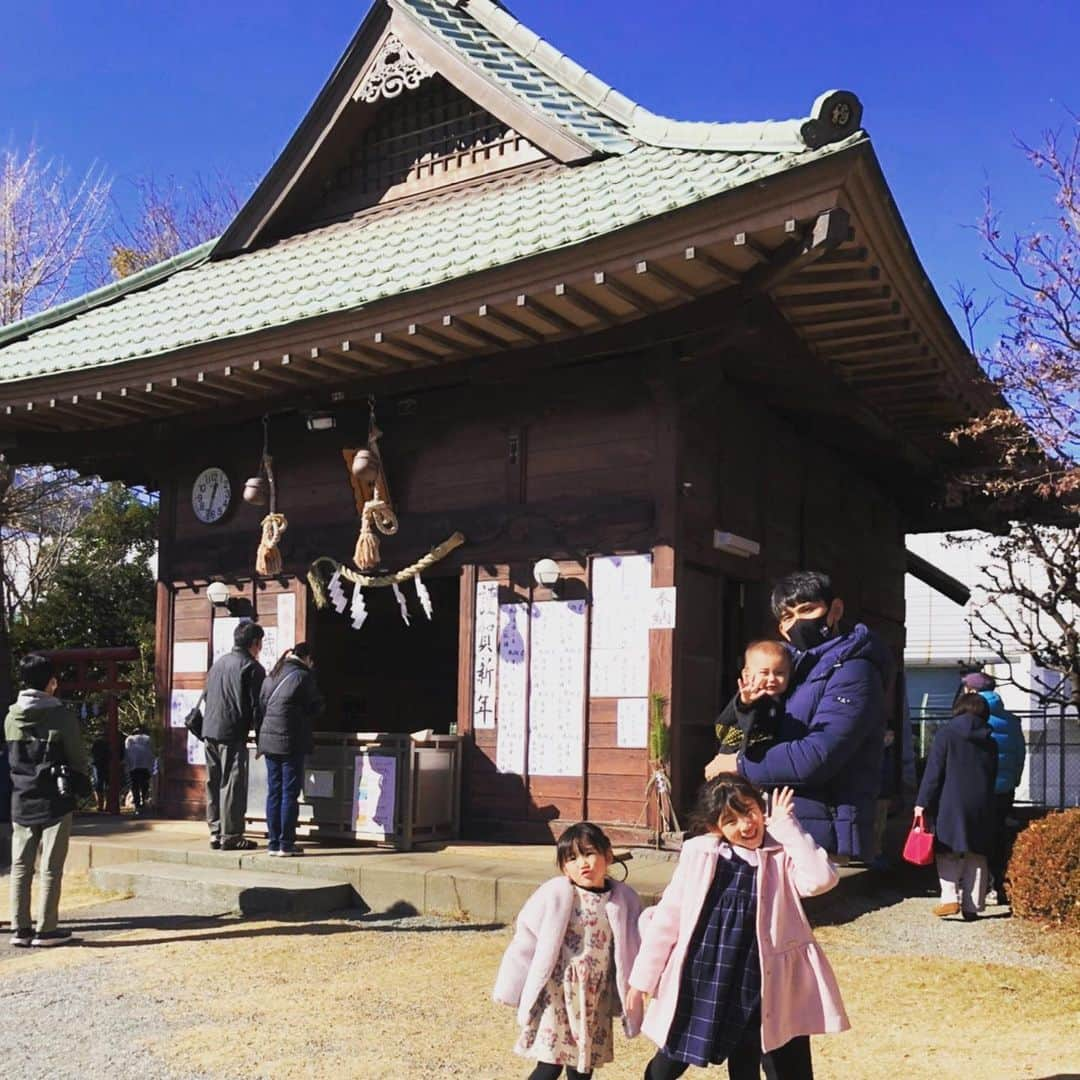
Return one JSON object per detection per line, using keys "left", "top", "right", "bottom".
{"left": 904, "top": 531, "right": 1079, "bottom": 807}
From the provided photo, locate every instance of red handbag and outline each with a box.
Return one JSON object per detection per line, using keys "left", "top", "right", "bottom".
{"left": 902, "top": 813, "right": 935, "bottom": 866}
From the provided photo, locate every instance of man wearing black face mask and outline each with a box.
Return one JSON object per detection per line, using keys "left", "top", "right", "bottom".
{"left": 705, "top": 571, "right": 891, "bottom": 861}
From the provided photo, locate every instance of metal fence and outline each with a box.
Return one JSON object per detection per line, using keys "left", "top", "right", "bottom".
{"left": 910, "top": 707, "right": 1080, "bottom": 810}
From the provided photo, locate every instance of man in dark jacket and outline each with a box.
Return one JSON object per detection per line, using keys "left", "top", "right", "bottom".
{"left": 706, "top": 571, "right": 891, "bottom": 860}
{"left": 5, "top": 653, "right": 90, "bottom": 946}
{"left": 203, "top": 620, "right": 265, "bottom": 851}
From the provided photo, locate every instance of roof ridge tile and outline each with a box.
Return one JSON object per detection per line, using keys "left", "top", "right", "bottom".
{"left": 456, "top": 0, "right": 862, "bottom": 153}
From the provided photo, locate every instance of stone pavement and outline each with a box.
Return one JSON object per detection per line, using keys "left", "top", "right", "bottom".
{"left": 65, "top": 816, "right": 684, "bottom": 922}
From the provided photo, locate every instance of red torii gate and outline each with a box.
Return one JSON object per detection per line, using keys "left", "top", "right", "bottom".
{"left": 41, "top": 647, "right": 139, "bottom": 815}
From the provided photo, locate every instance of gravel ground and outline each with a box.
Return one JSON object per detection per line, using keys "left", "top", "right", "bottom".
{"left": 0, "top": 864, "right": 1075, "bottom": 1080}
{"left": 807, "top": 862, "right": 1067, "bottom": 971}
{"left": 0, "top": 893, "right": 468, "bottom": 1080}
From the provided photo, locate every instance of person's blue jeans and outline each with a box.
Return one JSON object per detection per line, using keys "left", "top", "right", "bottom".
{"left": 264, "top": 753, "right": 305, "bottom": 852}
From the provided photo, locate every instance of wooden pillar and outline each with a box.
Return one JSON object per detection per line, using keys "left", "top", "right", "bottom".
{"left": 155, "top": 474, "right": 177, "bottom": 815}
{"left": 155, "top": 579, "right": 175, "bottom": 814}
{"left": 647, "top": 361, "right": 684, "bottom": 813}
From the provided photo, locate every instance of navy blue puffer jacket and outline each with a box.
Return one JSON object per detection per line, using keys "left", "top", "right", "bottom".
{"left": 739, "top": 623, "right": 892, "bottom": 859}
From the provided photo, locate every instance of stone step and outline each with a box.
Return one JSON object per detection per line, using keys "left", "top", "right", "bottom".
{"left": 89, "top": 861, "right": 356, "bottom": 917}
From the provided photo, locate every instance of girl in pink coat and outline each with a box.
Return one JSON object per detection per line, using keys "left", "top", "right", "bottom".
{"left": 628, "top": 777, "right": 848, "bottom": 1079}
{"left": 494, "top": 822, "right": 644, "bottom": 1079}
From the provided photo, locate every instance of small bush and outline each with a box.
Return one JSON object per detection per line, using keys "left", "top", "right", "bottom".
{"left": 1007, "top": 808, "right": 1080, "bottom": 928}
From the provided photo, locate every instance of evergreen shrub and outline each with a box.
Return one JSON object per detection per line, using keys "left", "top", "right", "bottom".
{"left": 1007, "top": 808, "right": 1080, "bottom": 928}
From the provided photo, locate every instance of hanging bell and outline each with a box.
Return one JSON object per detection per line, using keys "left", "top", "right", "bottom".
{"left": 351, "top": 448, "right": 380, "bottom": 483}
{"left": 243, "top": 474, "right": 269, "bottom": 505}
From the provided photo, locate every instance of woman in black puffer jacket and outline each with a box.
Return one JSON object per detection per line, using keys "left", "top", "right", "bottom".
{"left": 257, "top": 643, "right": 324, "bottom": 856}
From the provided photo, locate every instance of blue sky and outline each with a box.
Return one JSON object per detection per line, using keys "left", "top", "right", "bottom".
{"left": 3, "top": 1, "right": 1077, "bottom": 347}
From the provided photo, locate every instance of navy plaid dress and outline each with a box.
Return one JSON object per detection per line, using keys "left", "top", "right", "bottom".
{"left": 663, "top": 851, "right": 761, "bottom": 1067}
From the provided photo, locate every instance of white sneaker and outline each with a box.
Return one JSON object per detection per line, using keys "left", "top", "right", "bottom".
{"left": 268, "top": 849, "right": 282, "bottom": 857}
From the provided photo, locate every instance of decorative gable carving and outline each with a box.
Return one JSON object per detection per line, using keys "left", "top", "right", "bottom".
{"left": 314, "top": 74, "right": 546, "bottom": 220}
{"left": 353, "top": 32, "right": 435, "bottom": 103}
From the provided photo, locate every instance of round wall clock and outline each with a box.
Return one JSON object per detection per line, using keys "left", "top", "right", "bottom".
{"left": 192, "top": 467, "right": 232, "bottom": 524}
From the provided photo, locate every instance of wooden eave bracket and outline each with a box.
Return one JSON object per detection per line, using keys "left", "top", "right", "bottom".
{"left": 749, "top": 208, "right": 851, "bottom": 294}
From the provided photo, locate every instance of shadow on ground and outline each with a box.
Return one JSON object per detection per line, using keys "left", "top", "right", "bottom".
{"left": 63, "top": 905, "right": 503, "bottom": 949}
{"left": 806, "top": 860, "right": 939, "bottom": 927}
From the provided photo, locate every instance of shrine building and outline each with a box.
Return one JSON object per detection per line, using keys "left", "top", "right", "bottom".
{"left": 0, "top": 0, "right": 1002, "bottom": 842}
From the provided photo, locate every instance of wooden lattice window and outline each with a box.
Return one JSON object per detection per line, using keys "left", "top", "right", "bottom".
{"left": 319, "top": 75, "right": 544, "bottom": 214}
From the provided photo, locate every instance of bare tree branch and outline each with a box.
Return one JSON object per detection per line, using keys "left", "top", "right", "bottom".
{"left": 0, "top": 143, "right": 111, "bottom": 325}
{"left": 108, "top": 172, "right": 243, "bottom": 278}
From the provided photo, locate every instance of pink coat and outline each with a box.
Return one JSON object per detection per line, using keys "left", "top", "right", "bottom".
{"left": 629, "top": 817, "right": 850, "bottom": 1053}
{"left": 493, "top": 876, "right": 644, "bottom": 1036}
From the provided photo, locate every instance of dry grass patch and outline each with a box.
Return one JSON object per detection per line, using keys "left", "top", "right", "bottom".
{"left": 108, "top": 916, "right": 1080, "bottom": 1080}
{"left": 2, "top": 871, "right": 129, "bottom": 924}
{"left": 815, "top": 951, "right": 1080, "bottom": 1080}
{"left": 33, "top": 905, "right": 1070, "bottom": 1079}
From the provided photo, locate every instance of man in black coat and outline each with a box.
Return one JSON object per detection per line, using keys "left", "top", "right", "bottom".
{"left": 5, "top": 654, "right": 91, "bottom": 946}
{"left": 203, "top": 620, "right": 265, "bottom": 851}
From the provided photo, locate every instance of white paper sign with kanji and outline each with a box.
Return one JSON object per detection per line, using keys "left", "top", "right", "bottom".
{"left": 172, "top": 641, "right": 207, "bottom": 674}
{"left": 617, "top": 698, "right": 649, "bottom": 748}
{"left": 527, "top": 600, "right": 587, "bottom": 777}
{"left": 186, "top": 730, "right": 205, "bottom": 766}
{"left": 168, "top": 689, "right": 202, "bottom": 729}
{"left": 277, "top": 593, "right": 296, "bottom": 653}
{"left": 589, "top": 554, "right": 651, "bottom": 697}
{"left": 212, "top": 616, "right": 240, "bottom": 663}
{"left": 472, "top": 581, "right": 499, "bottom": 729}
{"left": 649, "top": 586, "right": 677, "bottom": 629}
{"left": 495, "top": 603, "right": 528, "bottom": 775}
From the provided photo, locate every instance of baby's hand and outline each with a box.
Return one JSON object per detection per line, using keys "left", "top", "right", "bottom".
{"left": 737, "top": 672, "right": 772, "bottom": 706}
{"left": 768, "top": 786, "right": 796, "bottom": 824}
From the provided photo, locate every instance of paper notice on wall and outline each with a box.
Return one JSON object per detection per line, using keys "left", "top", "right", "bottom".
{"left": 277, "top": 592, "right": 296, "bottom": 653}
{"left": 496, "top": 603, "right": 528, "bottom": 774}
{"left": 589, "top": 554, "right": 651, "bottom": 697}
{"left": 648, "top": 587, "right": 677, "bottom": 630}
{"left": 527, "top": 600, "right": 587, "bottom": 777}
{"left": 617, "top": 698, "right": 649, "bottom": 748}
{"left": 172, "top": 641, "right": 207, "bottom": 674}
{"left": 212, "top": 616, "right": 240, "bottom": 663}
{"left": 472, "top": 580, "right": 499, "bottom": 729}
{"left": 352, "top": 753, "right": 397, "bottom": 838}
{"left": 186, "top": 730, "right": 205, "bottom": 766}
{"left": 169, "top": 689, "right": 203, "bottom": 729}
{"left": 259, "top": 625, "right": 280, "bottom": 675}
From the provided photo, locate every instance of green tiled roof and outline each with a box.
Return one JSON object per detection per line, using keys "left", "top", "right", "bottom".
{"left": 392, "top": 0, "right": 636, "bottom": 154}
{"left": 0, "top": 0, "right": 868, "bottom": 385}
{"left": 446, "top": 0, "right": 819, "bottom": 153}
{"left": 0, "top": 137, "right": 862, "bottom": 384}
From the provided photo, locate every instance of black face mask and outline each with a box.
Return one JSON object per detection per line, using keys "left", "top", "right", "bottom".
{"left": 787, "top": 613, "right": 832, "bottom": 652}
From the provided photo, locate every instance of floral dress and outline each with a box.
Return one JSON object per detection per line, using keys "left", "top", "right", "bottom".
{"left": 514, "top": 883, "right": 617, "bottom": 1071}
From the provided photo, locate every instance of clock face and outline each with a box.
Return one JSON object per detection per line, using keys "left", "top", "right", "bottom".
{"left": 192, "top": 467, "right": 232, "bottom": 524}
